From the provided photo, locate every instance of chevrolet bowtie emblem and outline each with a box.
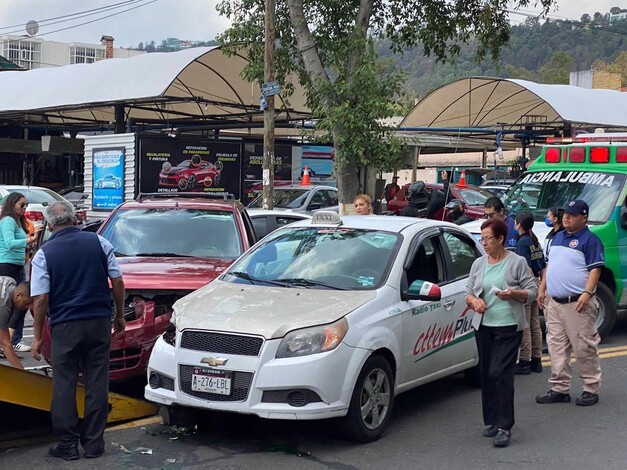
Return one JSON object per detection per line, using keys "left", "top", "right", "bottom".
{"left": 201, "top": 356, "right": 229, "bottom": 367}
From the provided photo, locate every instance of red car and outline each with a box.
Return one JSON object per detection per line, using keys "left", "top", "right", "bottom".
{"left": 159, "top": 156, "right": 223, "bottom": 190}
{"left": 41, "top": 193, "right": 257, "bottom": 381}
{"left": 386, "top": 182, "right": 493, "bottom": 219}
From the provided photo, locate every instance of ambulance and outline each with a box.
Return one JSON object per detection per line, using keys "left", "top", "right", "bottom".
{"left": 464, "top": 133, "right": 627, "bottom": 337}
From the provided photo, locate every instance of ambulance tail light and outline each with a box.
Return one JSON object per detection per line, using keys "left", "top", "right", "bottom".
{"left": 616, "top": 147, "right": 627, "bottom": 163}
{"left": 568, "top": 147, "right": 585, "bottom": 163}
{"left": 590, "top": 147, "right": 609, "bottom": 163}
{"left": 545, "top": 148, "right": 561, "bottom": 163}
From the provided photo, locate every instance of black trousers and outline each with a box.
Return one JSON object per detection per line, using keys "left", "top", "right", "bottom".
{"left": 475, "top": 325, "right": 522, "bottom": 431}
{"left": 51, "top": 318, "right": 110, "bottom": 452}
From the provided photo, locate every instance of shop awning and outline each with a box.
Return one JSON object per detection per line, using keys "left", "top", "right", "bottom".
{"left": 0, "top": 46, "right": 310, "bottom": 129}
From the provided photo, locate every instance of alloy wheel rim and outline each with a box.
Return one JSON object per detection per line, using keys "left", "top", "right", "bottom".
{"left": 359, "top": 368, "right": 390, "bottom": 430}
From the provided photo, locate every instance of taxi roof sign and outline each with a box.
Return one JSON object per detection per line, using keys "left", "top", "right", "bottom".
{"left": 311, "top": 211, "right": 342, "bottom": 225}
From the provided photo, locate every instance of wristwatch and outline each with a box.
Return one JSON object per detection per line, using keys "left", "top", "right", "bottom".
{"left": 583, "top": 290, "right": 595, "bottom": 297}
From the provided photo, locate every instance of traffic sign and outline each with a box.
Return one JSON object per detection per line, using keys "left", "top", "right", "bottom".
{"left": 261, "top": 81, "right": 281, "bottom": 97}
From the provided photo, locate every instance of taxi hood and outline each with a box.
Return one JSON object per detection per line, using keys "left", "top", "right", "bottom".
{"left": 118, "top": 257, "right": 234, "bottom": 291}
{"left": 173, "top": 280, "right": 376, "bottom": 339}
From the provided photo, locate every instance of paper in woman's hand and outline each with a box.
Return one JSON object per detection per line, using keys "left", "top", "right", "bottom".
{"left": 489, "top": 284, "right": 503, "bottom": 295}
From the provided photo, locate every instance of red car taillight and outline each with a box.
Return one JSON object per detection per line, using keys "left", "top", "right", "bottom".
{"left": 75, "top": 210, "right": 87, "bottom": 223}
{"left": 25, "top": 211, "right": 44, "bottom": 221}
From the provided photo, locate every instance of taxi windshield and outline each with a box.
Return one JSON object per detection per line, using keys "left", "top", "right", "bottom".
{"left": 502, "top": 171, "right": 626, "bottom": 224}
{"left": 225, "top": 227, "right": 401, "bottom": 290}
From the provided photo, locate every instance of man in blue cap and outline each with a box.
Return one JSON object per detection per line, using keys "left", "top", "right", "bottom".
{"left": 536, "top": 199, "right": 603, "bottom": 407}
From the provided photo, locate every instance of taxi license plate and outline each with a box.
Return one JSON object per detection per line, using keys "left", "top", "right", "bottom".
{"left": 191, "top": 368, "right": 232, "bottom": 395}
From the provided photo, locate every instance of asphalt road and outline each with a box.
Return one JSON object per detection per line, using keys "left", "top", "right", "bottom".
{"left": 2, "top": 316, "right": 627, "bottom": 469}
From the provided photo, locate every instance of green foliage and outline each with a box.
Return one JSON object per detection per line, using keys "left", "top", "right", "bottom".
{"left": 381, "top": 14, "right": 627, "bottom": 97}
{"left": 215, "top": 0, "right": 555, "bottom": 201}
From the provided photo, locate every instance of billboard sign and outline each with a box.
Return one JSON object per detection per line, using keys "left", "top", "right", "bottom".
{"left": 92, "top": 148, "right": 124, "bottom": 210}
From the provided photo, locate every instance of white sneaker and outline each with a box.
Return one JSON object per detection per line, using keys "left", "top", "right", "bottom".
{"left": 13, "top": 342, "right": 31, "bottom": 352}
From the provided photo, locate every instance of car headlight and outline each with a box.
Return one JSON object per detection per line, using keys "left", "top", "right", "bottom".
{"left": 276, "top": 318, "right": 348, "bottom": 358}
{"left": 162, "top": 323, "right": 176, "bottom": 347}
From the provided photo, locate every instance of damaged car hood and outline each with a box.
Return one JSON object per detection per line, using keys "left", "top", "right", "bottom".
{"left": 173, "top": 280, "right": 376, "bottom": 338}
{"left": 118, "top": 257, "right": 234, "bottom": 291}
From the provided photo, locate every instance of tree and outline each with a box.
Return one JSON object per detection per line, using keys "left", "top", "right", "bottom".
{"left": 581, "top": 14, "right": 591, "bottom": 24}
{"left": 607, "top": 50, "right": 627, "bottom": 85}
{"left": 137, "top": 42, "right": 144, "bottom": 50}
{"left": 610, "top": 7, "right": 621, "bottom": 15}
{"left": 216, "top": 0, "right": 555, "bottom": 212}
{"left": 539, "top": 51, "right": 575, "bottom": 84}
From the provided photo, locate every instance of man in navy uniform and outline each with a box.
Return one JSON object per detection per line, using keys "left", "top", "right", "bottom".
{"left": 31, "top": 201, "right": 126, "bottom": 460}
{"left": 536, "top": 200, "right": 603, "bottom": 407}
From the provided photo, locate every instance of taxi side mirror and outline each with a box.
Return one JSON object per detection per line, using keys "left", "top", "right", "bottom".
{"left": 404, "top": 280, "right": 442, "bottom": 302}
{"left": 620, "top": 200, "right": 627, "bottom": 230}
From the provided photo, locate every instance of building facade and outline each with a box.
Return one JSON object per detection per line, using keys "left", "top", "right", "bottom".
{"left": 0, "top": 34, "right": 144, "bottom": 69}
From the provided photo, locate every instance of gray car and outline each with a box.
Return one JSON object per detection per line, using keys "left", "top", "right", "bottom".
{"left": 247, "top": 185, "right": 339, "bottom": 214}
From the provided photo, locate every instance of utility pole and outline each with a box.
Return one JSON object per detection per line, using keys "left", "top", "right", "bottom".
{"left": 262, "top": 0, "right": 276, "bottom": 210}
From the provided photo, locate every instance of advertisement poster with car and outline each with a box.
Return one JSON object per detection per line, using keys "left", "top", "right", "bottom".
{"left": 138, "top": 137, "right": 241, "bottom": 197}
{"left": 92, "top": 147, "right": 124, "bottom": 210}
{"left": 242, "top": 143, "right": 293, "bottom": 204}
{"left": 300, "top": 145, "right": 335, "bottom": 182}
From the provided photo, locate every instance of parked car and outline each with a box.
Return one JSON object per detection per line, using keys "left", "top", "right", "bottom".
{"left": 40, "top": 193, "right": 257, "bottom": 382}
{"left": 94, "top": 174, "right": 122, "bottom": 189}
{"left": 0, "top": 185, "right": 86, "bottom": 226}
{"left": 159, "top": 158, "right": 223, "bottom": 190}
{"left": 56, "top": 185, "right": 88, "bottom": 210}
{"left": 145, "top": 212, "right": 483, "bottom": 442}
{"left": 386, "top": 182, "right": 493, "bottom": 219}
{"left": 247, "top": 185, "right": 339, "bottom": 214}
{"left": 246, "top": 208, "right": 312, "bottom": 239}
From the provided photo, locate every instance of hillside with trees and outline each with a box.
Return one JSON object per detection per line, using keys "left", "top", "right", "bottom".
{"left": 377, "top": 10, "right": 627, "bottom": 100}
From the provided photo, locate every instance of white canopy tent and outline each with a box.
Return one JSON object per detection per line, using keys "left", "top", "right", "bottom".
{"left": 0, "top": 46, "right": 310, "bottom": 130}
{"left": 402, "top": 77, "right": 627, "bottom": 140}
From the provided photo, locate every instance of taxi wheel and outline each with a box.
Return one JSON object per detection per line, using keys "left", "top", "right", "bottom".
{"left": 342, "top": 355, "right": 394, "bottom": 443}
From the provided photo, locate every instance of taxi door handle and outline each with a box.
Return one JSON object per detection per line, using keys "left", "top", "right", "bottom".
{"left": 443, "top": 299, "right": 455, "bottom": 309}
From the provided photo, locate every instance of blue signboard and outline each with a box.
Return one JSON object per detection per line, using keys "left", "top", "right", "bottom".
{"left": 92, "top": 148, "right": 124, "bottom": 210}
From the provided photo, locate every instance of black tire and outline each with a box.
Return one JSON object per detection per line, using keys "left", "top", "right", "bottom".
{"left": 595, "top": 282, "right": 616, "bottom": 339}
{"left": 341, "top": 354, "right": 394, "bottom": 443}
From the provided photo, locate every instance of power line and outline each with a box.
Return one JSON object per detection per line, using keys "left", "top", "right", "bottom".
{"left": 0, "top": 0, "right": 143, "bottom": 32}
{"left": 2, "top": 1, "right": 158, "bottom": 41}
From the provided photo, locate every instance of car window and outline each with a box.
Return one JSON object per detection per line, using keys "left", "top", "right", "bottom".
{"left": 100, "top": 208, "right": 242, "bottom": 258}
{"left": 457, "top": 188, "right": 492, "bottom": 206}
{"left": 226, "top": 227, "right": 401, "bottom": 290}
{"left": 276, "top": 216, "right": 304, "bottom": 226}
{"left": 8, "top": 188, "right": 64, "bottom": 205}
{"left": 251, "top": 216, "right": 269, "bottom": 239}
{"left": 405, "top": 236, "right": 445, "bottom": 286}
{"left": 309, "top": 190, "right": 325, "bottom": 207}
{"left": 442, "top": 232, "right": 479, "bottom": 280}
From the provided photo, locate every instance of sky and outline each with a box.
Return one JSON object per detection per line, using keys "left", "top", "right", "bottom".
{"left": 0, "top": 0, "right": 623, "bottom": 49}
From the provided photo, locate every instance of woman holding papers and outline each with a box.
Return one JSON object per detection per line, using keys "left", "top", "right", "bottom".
{"left": 464, "top": 218, "right": 538, "bottom": 448}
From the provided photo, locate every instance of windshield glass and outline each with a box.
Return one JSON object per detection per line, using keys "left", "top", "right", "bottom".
{"left": 502, "top": 171, "right": 626, "bottom": 223}
{"left": 8, "top": 187, "right": 65, "bottom": 205}
{"left": 457, "top": 187, "right": 493, "bottom": 206}
{"left": 100, "top": 208, "right": 242, "bottom": 258}
{"left": 248, "top": 188, "right": 310, "bottom": 208}
{"left": 225, "top": 227, "right": 401, "bottom": 290}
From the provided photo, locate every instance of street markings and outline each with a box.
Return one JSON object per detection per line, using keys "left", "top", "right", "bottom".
{"left": 541, "top": 344, "right": 627, "bottom": 366}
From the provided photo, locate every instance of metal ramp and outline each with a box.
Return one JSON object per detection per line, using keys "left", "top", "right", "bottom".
{"left": 0, "top": 364, "right": 157, "bottom": 423}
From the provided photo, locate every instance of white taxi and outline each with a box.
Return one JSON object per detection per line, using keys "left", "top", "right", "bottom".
{"left": 145, "top": 212, "right": 483, "bottom": 442}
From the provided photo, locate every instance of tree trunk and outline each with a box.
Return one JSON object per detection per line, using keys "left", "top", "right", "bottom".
{"left": 332, "top": 128, "right": 360, "bottom": 215}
